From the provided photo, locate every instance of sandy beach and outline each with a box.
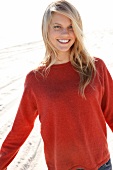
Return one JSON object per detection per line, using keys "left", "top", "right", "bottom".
{"left": 0, "top": 28, "right": 113, "bottom": 169}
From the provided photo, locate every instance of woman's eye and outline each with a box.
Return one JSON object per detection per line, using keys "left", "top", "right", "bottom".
{"left": 53, "top": 25, "right": 61, "bottom": 30}
{"left": 68, "top": 25, "right": 73, "bottom": 30}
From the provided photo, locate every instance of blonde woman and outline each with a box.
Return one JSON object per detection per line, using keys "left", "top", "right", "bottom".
{"left": 0, "top": 1, "right": 113, "bottom": 169}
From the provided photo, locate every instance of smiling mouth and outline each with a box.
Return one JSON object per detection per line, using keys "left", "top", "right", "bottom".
{"left": 57, "top": 39, "right": 70, "bottom": 44}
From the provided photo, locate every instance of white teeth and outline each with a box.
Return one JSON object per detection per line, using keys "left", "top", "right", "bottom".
{"left": 58, "top": 39, "right": 69, "bottom": 43}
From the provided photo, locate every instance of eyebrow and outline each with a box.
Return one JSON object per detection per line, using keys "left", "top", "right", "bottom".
{"left": 53, "top": 23, "right": 62, "bottom": 25}
{"left": 53, "top": 23, "right": 72, "bottom": 26}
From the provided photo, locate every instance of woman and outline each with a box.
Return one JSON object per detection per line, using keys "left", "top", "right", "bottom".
{"left": 0, "top": 1, "right": 113, "bottom": 169}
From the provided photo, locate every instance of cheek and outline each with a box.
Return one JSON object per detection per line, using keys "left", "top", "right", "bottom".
{"left": 48, "top": 34, "right": 54, "bottom": 45}
{"left": 49, "top": 31, "right": 58, "bottom": 38}
{"left": 48, "top": 27, "right": 59, "bottom": 38}
{"left": 71, "top": 32, "right": 76, "bottom": 39}
{"left": 48, "top": 33, "right": 57, "bottom": 48}
{"left": 48, "top": 31, "right": 58, "bottom": 44}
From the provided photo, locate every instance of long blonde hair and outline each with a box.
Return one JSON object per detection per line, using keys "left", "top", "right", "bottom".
{"left": 41, "top": 0, "right": 96, "bottom": 96}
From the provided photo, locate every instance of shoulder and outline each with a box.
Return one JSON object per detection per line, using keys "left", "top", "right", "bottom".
{"left": 25, "top": 67, "right": 45, "bottom": 87}
{"left": 25, "top": 70, "right": 36, "bottom": 83}
{"left": 94, "top": 57, "right": 106, "bottom": 66}
{"left": 94, "top": 57, "right": 112, "bottom": 81}
{"left": 23, "top": 71, "right": 36, "bottom": 90}
{"left": 94, "top": 57, "right": 108, "bottom": 71}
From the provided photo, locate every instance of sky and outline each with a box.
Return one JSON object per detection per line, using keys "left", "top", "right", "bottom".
{"left": 0, "top": 0, "right": 113, "bottom": 48}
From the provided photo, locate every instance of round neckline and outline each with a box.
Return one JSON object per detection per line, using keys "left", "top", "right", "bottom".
{"left": 51, "top": 61, "right": 71, "bottom": 68}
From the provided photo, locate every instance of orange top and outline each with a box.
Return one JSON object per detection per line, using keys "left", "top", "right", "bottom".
{"left": 0, "top": 58, "right": 113, "bottom": 170}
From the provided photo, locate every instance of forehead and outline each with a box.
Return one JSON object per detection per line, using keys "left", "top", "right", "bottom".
{"left": 51, "top": 12, "right": 72, "bottom": 25}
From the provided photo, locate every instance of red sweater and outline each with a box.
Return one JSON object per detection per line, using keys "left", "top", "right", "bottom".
{"left": 0, "top": 58, "right": 113, "bottom": 170}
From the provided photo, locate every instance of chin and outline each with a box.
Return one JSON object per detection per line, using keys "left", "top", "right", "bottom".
{"left": 57, "top": 47, "right": 71, "bottom": 52}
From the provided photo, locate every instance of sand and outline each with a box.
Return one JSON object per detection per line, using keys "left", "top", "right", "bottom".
{"left": 0, "top": 28, "right": 113, "bottom": 169}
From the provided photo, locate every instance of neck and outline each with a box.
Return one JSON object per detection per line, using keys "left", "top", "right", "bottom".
{"left": 54, "top": 51, "right": 70, "bottom": 64}
{"left": 55, "top": 58, "right": 70, "bottom": 64}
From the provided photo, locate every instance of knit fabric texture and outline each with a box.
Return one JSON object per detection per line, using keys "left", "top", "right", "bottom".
{"left": 0, "top": 58, "right": 113, "bottom": 170}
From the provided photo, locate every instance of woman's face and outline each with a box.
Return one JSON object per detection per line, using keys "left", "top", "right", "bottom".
{"left": 48, "top": 12, "right": 76, "bottom": 56}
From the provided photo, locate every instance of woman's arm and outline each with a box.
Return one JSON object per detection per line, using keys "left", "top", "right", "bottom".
{"left": 0, "top": 75, "right": 38, "bottom": 170}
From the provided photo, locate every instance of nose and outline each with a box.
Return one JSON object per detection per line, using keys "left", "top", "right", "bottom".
{"left": 61, "top": 28, "right": 69, "bottom": 35}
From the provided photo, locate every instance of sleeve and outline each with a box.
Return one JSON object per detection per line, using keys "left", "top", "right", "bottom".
{"left": 101, "top": 60, "right": 113, "bottom": 131}
{"left": 0, "top": 74, "right": 38, "bottom": 170}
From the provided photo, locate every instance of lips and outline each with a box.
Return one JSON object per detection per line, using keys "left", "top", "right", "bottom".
{"left": 57, "top": 39, "right": 70, "bottom": 43}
